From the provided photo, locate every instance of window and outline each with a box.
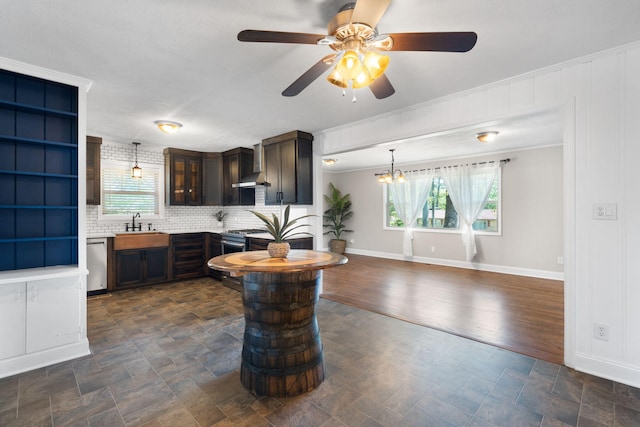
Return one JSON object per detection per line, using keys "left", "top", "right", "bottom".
{"left": 386, "top": 174, "right": 500, "bottom": 233}
{"left": 100, "top": 160, "right": 164, "bottom": 219}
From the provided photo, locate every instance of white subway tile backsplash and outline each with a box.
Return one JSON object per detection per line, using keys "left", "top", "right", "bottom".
{"left": 86, "top": 141, "right": 311, "bottom": 236}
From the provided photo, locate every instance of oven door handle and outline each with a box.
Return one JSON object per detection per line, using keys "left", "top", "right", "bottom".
{"left": 221, "top": 240, "right": 246, "bottom": 248}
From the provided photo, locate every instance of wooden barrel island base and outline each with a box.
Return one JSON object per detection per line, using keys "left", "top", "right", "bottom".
{"left": 208, "top": 250, "right": 347, "bottom": 398}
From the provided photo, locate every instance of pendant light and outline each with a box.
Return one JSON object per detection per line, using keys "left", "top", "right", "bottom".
{"left": 131, "top": 142, "right": 142, "bottom": 178}
{"left": 374, "top": 149, "right": 405, "bottom": 183}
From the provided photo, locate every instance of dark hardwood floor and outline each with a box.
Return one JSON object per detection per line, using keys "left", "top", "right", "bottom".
{"left": 321, "top": 254, "right": 564, "bottom": 365}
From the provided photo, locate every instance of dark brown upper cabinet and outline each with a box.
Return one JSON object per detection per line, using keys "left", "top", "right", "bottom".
{"left": 164, "top": 148, "right": 202, "bottom": 205}
{"left": 86, "top": 135, "right": 102, "bottom": 205}
{"left": 222, "top": 147, "right": 255, "bottom": 206}
{"left": 263, "top": 130, "right": 313, "bottom": 205}
{"left": 203, "top": 152, "right": 223, "bottom": 206}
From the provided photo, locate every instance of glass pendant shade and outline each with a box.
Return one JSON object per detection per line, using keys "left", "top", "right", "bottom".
{"left": 326, "top": 68, "right": 347, "bottom": 88}
{"left": 352, "top": 70, "right": 373, "bottom": 89}
{"left": 335, "top": 51, "right": 365, "bottom": 81}
{"left": 132, "top": 165, "right": 142, "bottom": 178}
{"left": 362, "top": 51, "right": 389, "bottom": 80}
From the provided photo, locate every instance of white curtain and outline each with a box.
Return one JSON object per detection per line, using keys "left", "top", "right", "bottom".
{"left": 440, "top": 163, "right": 499, "bottom": 261}
{"left": 389, "top": 172, "right": 434, "bottom": 256}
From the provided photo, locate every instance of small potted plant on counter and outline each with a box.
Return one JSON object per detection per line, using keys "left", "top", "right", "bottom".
{"left": 214, "top": 210, "right": 226, "bottom": 230}
{"left": 250, "top": 205, "right": 314, "bottom": 258}
{"left": 323, "top": 183, "right": 353, "bottom": 254}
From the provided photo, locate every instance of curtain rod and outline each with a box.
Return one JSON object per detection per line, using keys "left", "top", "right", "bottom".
{"left": 404, "top": 158, "right": 510, "bottom": 174}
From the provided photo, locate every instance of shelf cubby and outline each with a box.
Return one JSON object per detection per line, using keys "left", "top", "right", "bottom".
{"left": 0, "top": 69, "right": 79, "bottom": 271}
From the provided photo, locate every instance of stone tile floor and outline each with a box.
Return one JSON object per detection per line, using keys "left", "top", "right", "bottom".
{"left": 1, "top": 277, "right": 639, "bottom": 426}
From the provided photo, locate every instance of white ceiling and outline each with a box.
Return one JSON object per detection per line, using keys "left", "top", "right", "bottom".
{"left": 2, "top": 0, "right": 640, "bottom": 170}
{"left": 323, "top": 109, "right": 564, "bottom": 172}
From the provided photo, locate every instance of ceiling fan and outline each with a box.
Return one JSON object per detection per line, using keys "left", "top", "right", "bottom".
{"left": 237, "top": 0, "right": 477, "bottom": 100}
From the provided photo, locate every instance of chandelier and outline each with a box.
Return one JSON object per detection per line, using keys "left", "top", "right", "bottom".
{"left": 375, "top": 149, "right": 405, "bottom": 183}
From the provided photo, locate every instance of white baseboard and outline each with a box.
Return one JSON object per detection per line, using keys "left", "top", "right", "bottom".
{"left": 574, "top": 353, "right": 640, "bottom": 389}
{"left": 325, "top": 247, "right": 564, "bottom": 281}
{"left": 0, "top": 340, "right": 90, "bottom": 379}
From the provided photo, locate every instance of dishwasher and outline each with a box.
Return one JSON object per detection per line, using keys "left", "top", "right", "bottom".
{"left": 87, "top": 237, "right": 108, "bottom": 295}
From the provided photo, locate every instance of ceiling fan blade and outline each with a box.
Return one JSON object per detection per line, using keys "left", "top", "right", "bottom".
{"left": 282, "top": 54, "right": 336, "bottom": 97}
{"left": 369, "top": 74, "right": 395, "bottom": 99}
{"left": 386, "top": 32, "right": 478, "bottom": 52}
{"left": 350, "top": 0, "right": 391, "bottom": 28}
{"left": 238, "top": 30, "right": 326, "bottom": 45}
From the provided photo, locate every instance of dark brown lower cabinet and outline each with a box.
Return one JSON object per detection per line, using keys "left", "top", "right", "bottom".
{"left": 208, "top": 233, "right": 222, "bottom": 280}
{"left": 171, "top": 233, "right": 207, "bottom": 280}
{"left": 115, "top": 248, "right": 168, "bottom": 289}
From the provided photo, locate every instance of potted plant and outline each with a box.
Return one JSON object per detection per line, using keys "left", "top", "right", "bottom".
{"left": 214, "top": 210, "right": 226, "bottom": 229}
{"left": 323, "top": 183, "right": 353, "bottom": 254}
{"left": 250, "top": 205, "right": 314, "bottom": 258}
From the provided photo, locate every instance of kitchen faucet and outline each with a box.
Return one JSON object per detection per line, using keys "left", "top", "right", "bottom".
{"left": 126, "top": 212, "right": 142, "bottom": 232}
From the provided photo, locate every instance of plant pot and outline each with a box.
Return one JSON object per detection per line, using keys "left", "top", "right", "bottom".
{"left": 329, "top": 239, "right": 347, "bottom": 254}
{"left": 267, "top": 242, "right": 290, "bottom": 258}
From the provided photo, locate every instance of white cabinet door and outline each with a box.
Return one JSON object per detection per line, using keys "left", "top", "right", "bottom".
{"left": 0, "top": 282, "right": 26, "bottom": 360}
{"left": 26, "top": 277, "right": 81, "bottom": 353}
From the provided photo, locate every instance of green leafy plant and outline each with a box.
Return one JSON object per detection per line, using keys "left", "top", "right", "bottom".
{"left": 214, "top": 210, "right": 226, "bottom": 221}
{"left": 323, "top": 183, "right": 353, "bottom": 240}
{"left": 250, "top": 205, "right": 315, "bottom": 243}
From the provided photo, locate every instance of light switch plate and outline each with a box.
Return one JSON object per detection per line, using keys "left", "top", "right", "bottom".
{"left": 593, "top": 203, "right": 617, "bottom": 220}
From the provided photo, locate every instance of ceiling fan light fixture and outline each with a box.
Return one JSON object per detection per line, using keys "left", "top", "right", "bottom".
{"left": 154, "top": 120, "right": 183, "bottom": 134}
{"left": 476, "top": 131, "right": 499, "bottom": 143}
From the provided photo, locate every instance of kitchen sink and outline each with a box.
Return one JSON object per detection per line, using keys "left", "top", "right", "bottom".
{"left": 114, "top": 231, "right": 169, "bottom": 250}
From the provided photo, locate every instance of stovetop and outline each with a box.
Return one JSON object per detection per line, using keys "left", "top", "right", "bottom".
{"left": 222, "top": 228, "right": 267, "bottom": 237}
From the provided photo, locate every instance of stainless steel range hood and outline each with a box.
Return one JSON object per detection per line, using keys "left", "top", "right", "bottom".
{"left": 232, "top": 143, "right": 270, "bottom": 188}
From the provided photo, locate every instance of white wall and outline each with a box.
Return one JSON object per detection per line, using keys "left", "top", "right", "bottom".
{"left": 315, "top": 41, "right": 640, "bottom": 387}
{"left": 323, "top": 145, "right": 564, "bottom": 279}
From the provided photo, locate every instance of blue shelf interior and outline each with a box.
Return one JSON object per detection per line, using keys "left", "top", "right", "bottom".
{"left": 0, "top": 69, "right": 79, "bottom": 271}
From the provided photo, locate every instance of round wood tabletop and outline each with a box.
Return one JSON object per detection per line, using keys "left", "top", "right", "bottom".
{"left": 208, "top": 250, "right": 347, "bottom": 275}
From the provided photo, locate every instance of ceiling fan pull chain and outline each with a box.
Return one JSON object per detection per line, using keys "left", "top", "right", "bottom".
{"left": 342, "top": 88, "right": 346, "bottom": 97}
{"left": 352, "top": 88, "right": 357, "bottom": 103}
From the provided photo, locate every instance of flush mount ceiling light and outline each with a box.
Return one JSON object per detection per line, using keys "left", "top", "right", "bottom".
{"left": 476, "top": 131, "right": 499, "bottom": 143}
{"left": 323, "top": 158, "right": 338, "bottom": 165}
{"left": 154, "top": 120, "right": 182, "bottom": 134}
{"left": 131, "top": 142, "right": 142, "bottom": 178}
{"left": 375, "top": 149, "right": 405, "bottom": 183}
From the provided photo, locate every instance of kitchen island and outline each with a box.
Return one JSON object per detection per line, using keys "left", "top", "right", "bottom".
{"left": 208, "top": 250, "right": 347, "bottom": 397}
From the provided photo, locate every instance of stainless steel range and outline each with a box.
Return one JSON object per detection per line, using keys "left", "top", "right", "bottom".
{"left": 220, "top": 228, "right": 267, "bottom": 254}
{"left": 219, "top": 228, "right": 267, "bottom": 291}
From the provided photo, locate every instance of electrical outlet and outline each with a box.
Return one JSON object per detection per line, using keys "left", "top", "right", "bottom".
{"left": 594, "top": 323, "right": 609, "bottom": 341}
{"left": 557, "top": 256, "right": 564, "bottom": 265}
{"left": 593, "top": 203, "right": 617, "bottom": 220}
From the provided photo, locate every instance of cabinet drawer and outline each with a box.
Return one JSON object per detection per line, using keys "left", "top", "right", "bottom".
{"left": 171, "top": 233, "right": 206, "bottom": 280}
